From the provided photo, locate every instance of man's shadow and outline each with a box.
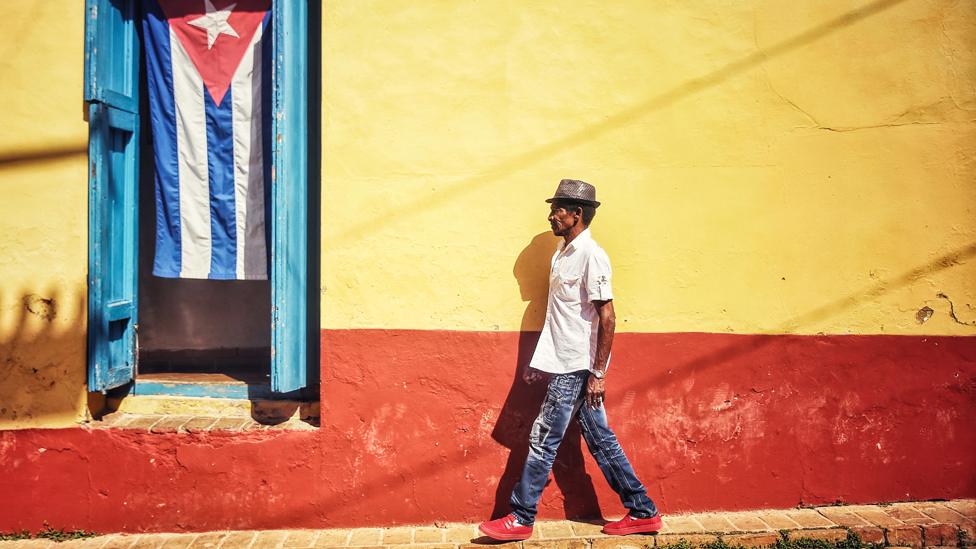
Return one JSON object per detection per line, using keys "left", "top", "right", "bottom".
{"left": 488, "top": 231, "right": 604, "bottom": 521}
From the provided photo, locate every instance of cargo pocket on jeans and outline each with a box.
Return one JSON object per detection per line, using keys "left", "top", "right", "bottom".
{"left": 529, "top": 414, "right": 552, "bottom": 458}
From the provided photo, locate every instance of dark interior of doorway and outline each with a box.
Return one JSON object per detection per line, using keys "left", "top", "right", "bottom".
{"left": 135, "top": 86, "right": 272, "bottom": 389}
{"left": 128, "top": 1, "right": 322, "bottom": 398}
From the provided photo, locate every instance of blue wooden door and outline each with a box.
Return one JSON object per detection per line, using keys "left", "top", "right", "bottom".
{"left": 85, "top": 0, "right": 140, "bottom": 391}
{"left": 270, "top": 0, "right": 310, "bottom": 393}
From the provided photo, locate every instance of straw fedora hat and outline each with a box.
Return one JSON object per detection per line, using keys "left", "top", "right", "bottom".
{"left": 545, "top": 179, "right": 601, "bottom": 207}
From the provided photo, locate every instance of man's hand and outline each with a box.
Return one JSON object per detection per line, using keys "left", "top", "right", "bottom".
{"left": 523, "top": 368, "right": 544, "bottom": 385}
{"left": 586, "top": 374, "right": 606, "bottom": 409}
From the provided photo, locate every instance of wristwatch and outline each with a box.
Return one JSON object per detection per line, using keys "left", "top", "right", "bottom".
{"left": 590, "top": 369, "right": 605, "bottom": 379}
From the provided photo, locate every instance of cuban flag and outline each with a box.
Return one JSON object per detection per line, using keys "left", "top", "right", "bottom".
{"left": 143, "top": 0, "right": 271, "bottom": 280}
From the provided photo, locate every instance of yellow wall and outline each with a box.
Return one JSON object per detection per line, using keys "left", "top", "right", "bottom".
{"left": 1, "top": 0, "right": 975, "bottom": 427}
{"left": 321, "top": 0, "right": 976, "bottom": 336}
{"left": 0, "top": 1, "right": 89, "bottom": 428}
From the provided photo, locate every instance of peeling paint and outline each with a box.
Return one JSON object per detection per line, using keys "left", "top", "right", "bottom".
{"left": 21, "top": 294, "right": 57, "bottom": 321}
{"left": 916, "top": 306, "right": 934, "bottom": 324}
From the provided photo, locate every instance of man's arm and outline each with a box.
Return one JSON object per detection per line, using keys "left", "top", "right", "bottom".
{"left": 586, "top": 299, "right": 615, "bottom": 409}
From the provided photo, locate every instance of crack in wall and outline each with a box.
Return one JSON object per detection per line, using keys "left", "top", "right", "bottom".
{"left": 753, "top": 2, "right": 976, "bottom": 135}
{"left": 817, "top": 120, "right": 959, "bottom": 132}
{"left": 936, "top": 292, "right": 976, "bottom": 327}
{"left": 768, "top": 81, "right": 821, "bottom": 127}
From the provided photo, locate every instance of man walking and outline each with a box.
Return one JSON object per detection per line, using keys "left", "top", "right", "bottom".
{"left": 480, "top": 180, "right": 662, "bottom": 541}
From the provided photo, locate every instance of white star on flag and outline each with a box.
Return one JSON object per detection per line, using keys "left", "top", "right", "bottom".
{"left": 188, "top": 0, "right": 239, "bottom": 50}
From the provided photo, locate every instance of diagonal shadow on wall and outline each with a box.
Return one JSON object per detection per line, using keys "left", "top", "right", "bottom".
{"left": 0, "top": 145, "right": 87, "bottom": 170}
{"left": 331, "top": 0, "right": 912, "bottom": 246}
{"left": 627, "top": 241, "right": 976, "bottom": 395}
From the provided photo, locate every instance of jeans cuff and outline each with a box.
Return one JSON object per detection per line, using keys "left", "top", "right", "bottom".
{"left": 512, "top": 511, "right": 534, "bottom": 526}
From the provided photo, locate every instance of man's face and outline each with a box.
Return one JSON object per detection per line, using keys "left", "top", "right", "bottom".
{"left": 548, "top": 204, "right": 579, "bottom": 236}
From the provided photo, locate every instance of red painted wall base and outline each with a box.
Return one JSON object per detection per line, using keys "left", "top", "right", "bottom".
{"left": 2, "top": 331, "right": 975, "bottom": 533}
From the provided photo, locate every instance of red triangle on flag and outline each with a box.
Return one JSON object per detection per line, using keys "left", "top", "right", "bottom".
{"left": 159, "top": 0, "right": 271, "bottom": 106}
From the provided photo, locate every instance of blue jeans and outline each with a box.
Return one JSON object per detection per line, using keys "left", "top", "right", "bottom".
{"left": 510, "top": 370, "right": 657, "bottom": 525}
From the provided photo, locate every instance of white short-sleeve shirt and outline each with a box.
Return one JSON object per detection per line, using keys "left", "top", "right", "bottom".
{"left": 528, "top": 228, "right": 613, "bottom": 375}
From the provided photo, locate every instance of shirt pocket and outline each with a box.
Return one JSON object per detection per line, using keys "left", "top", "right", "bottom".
{"left": 554, "top": 274, "right": 582, "bottom": 302}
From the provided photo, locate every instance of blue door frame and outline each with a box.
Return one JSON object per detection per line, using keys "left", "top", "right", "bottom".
{"left": 270, "top": 0, "right": 310, "bottom": 393}
{"left": 85, "top": 0, "right": 312, "bottom": 396}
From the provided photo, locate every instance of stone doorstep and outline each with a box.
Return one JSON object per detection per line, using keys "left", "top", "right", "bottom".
{"left": 7, "top": 499, "right": 972, "bottom": 549}
{"left": 107, "top": 395, "right": 320, "bottom": 420}
{"left": 87, "top": 394, "right": 321, "bottom": 433}
{"left": 90, "top": 412, "right": 319, "bottom": 433}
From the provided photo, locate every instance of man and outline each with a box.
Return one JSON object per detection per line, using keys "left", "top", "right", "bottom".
{"left": 480, "top": 179, "right": 662, "bottom": 541}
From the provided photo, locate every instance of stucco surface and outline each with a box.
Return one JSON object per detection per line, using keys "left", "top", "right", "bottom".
{"left": 0, "top": 1, "right": 89, "bottom": 429}
{"left": 1, "top": 0, "right": 975, "bottom": 530}
{"left": 321, "top": 0, "right": 976, "bottom": 335}
{"left": 2, "top": 331, "right": 973, "bottom": 531}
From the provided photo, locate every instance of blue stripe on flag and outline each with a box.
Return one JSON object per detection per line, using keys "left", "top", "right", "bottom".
{"left": 143, "top": 0, "right": 182, "bottom": 277}
{"left": 205, "top": 83, "right": 237, "bottom": 279}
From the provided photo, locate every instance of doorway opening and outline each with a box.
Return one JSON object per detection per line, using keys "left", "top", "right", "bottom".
{"left": 85, "top": 0, "right": 320, "bottom": 404}
{"left": 135, "top": 143, "right": 273, "bottom": 392}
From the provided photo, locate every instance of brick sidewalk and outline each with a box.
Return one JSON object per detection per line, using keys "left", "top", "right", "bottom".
{"left": 2, "top": 500, "right": 973, "bottom": 549}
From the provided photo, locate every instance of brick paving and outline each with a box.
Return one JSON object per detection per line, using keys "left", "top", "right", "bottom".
{"left": 2, "top": 500, "right": 973, "bottom": 549}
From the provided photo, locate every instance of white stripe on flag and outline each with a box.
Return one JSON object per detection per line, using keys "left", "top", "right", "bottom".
{"left": 230, "top": 22, "right": 267, "bottom": 279}
{"left": 244, "top": 21, "right": 269, "bottom": 279}
{"left": 170, "top": 27, "right": 212, "bottom": 278}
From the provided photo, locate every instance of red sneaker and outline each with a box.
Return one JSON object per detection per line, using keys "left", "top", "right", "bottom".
{"left": 479, "top": 513, "right": 534, "bottom": 541}
{"left": 602, "top": 513, "right": 663, "bottom": 535}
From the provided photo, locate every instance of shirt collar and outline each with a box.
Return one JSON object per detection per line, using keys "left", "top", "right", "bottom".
{"left": 558, "top": 228, "right": 593, "bottom": 253}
